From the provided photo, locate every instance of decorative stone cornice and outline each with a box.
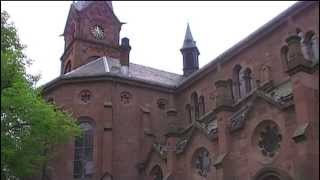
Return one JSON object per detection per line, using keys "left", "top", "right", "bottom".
{"left": 292, "top": 123, "right": 309, "bottom": 143}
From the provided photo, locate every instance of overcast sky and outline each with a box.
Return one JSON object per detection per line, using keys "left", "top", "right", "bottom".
{"left": 2, "top": 1, "right": 297, "bottom": 86}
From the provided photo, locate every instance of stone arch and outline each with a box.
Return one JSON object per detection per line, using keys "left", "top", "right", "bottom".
{"left": 253, "top": 167, "right": 292, "bottom": 180}
{"left": 77, "top": 116, "right": 96, "bottom": 127}
{"left": 100, "top": 172, "right": 113, "bottom": 180}
{"left": 149, "top": 165, "right": 163, "bottom": 180}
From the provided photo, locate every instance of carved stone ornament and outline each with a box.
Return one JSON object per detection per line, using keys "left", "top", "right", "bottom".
{"left": 79, "top": 90, "right": 92, "bottom": 104}
{"left": 230, "top": 105, "right": 251, "bottom": 132}
{"left": 157, "top": 98, "right": 168, "bottom": 110}
{"left": 120, "top": 91, "right": 132, "bottom": 105}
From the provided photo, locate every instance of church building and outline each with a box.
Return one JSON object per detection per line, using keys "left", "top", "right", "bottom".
{"left": 41, "top": 1, "right": 319, "bottom": 180}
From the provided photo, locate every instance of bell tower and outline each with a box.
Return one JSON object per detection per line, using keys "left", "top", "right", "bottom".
{"left": 180, "top": 24, "right": 200, "bottom": 76}
{"left": 60, "top": 1, "right": 123, "bottom": 74}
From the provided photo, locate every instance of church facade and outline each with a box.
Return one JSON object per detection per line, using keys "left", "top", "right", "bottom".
{"left": 41, "top": 1, "right": 319, "bottom": 180}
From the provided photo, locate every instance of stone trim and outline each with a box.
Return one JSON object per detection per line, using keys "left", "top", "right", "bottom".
{"left": 213, "top": 152, "right": 227, "bottom": 169}
{"left": 292, "top": 123, "right": 309, "bottom": 143}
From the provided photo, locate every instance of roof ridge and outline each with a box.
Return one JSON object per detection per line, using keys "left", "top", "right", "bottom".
{"left": 129, "top": 62, "right": 182, "bottom": 77}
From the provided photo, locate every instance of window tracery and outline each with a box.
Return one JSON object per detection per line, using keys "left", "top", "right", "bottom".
{"left": 79, "top": 90, "right": 92, "bottom": 104}
{"left": 258, "top": 125, "right": 282, "bottom": 157}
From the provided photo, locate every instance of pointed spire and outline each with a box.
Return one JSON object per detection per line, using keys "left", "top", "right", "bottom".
{"left": 182, "top": 23, "right": 197, "bottom": 49}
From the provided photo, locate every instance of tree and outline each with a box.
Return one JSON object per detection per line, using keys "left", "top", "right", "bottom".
{"left": 1, "top": 10, "right": 81, "bottom": 179}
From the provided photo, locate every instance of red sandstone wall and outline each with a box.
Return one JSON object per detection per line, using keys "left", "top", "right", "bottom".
{"left": 43, "top": 2, "right": 319, "bottom": 180}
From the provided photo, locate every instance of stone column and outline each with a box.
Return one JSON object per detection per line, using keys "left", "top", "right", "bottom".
{"left": 283, "top": 34, "right": 319, "bottom": 180}
{"left": 213, "top": 79, "right": 234, "bottom": 180}
{"left": 102, "top": 101, "right": 113, "bottom": 177}
{"left": 165, "top": 108, "right": 179, "bottom": 179}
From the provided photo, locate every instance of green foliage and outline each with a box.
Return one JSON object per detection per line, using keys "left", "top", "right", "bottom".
{"left": 1, "top": 10, "right": 81, "bottom": 179}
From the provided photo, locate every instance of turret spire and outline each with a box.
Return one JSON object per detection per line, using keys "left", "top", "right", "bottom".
{"left": 180, "top": 23, "right": 200, "bottom": 76}
{"left": 182, "top": 23, "right": 197, "bottom": 49}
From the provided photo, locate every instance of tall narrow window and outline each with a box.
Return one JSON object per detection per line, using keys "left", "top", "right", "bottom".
{"left": 199, "top": 96, "right": 205, "bottom": 116}
{"left": 244, "top": 68, "right": 252, "bottom": 93}
{"left": 64, "top": 61, "right": 72, "bottom": 74}
{"left": 74, "top": 121, "right": 94, "bottom": 179}
{"left": 191, "top": 92, "right": 199, "bottom": 120}
{"left": 186, "top": 104, "right": 192, "bottom": 123}
{"left": 304, "top": 31, "right": 319, "bottom": 63}
{"left": 233, "top": 65, "right": 242, "bottom": 100}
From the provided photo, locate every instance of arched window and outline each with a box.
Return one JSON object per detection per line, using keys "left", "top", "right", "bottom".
{"left": 149, "top": 165, "right": 163, "bottom": 180}
{"left": 232, "top": 65, "right": 242, "bottom": 100}
{"left": 64, "top": 60, "right": 72, "bottom": 74}
{"left": 101, "top": 172, "right": 113, "bottom": 180}
{"left": 304, "top": 31, "right": 319, "bottom": 64}
{"left": 297, "top": 29, "right": 319, "bottom": 64}
{"left": 244, "top": 68, "right": 253, "bottom": 93}
{"left": 186, "top": 104, "right": 192, "bottom": 123}
{"left": 74, "top": 121, "right": 94, "bottom": 179}
{"left": 199, "top": 96, "right": 205, "bottom": 116}
{"left": 256, "top": 172, "right": 282, "bottom": 180}
{"left": 260, "top": 65, "right": 271, "bottom": 83}
{"left": 191, "top": 92, "right": 199, "bottom": 120}
{"left": 191, "top": 147, "right": 211, "bottom": 177}
{"left": 260, "top": 175, "right": 281, "bottom": 180}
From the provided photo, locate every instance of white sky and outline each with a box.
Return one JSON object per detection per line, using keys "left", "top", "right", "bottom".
{"left": 2, "top": 1, "right": 297, "bottom": 86}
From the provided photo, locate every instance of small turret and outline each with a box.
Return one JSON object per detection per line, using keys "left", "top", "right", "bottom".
{"left": 180, "top": 24, "right": 200, "bottom": 76}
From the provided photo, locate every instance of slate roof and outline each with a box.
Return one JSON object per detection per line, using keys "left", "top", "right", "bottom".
{"left": 63, "top": 57, "right": 184, "bottom": 87}
{"left": 44, "top": 1, "right": 314, "bottom": 92}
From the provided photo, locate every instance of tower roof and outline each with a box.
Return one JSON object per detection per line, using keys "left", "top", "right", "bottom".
{"left": 73, "top": 1, "right": 113, "bottom": 11}
{"left": 182, "top": 23, "right": 197, "bottom": 49}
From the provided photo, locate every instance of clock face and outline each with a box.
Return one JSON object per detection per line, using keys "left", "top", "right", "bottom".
{"left": 91, "top": 25, "right": 104, "bottom": 40}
